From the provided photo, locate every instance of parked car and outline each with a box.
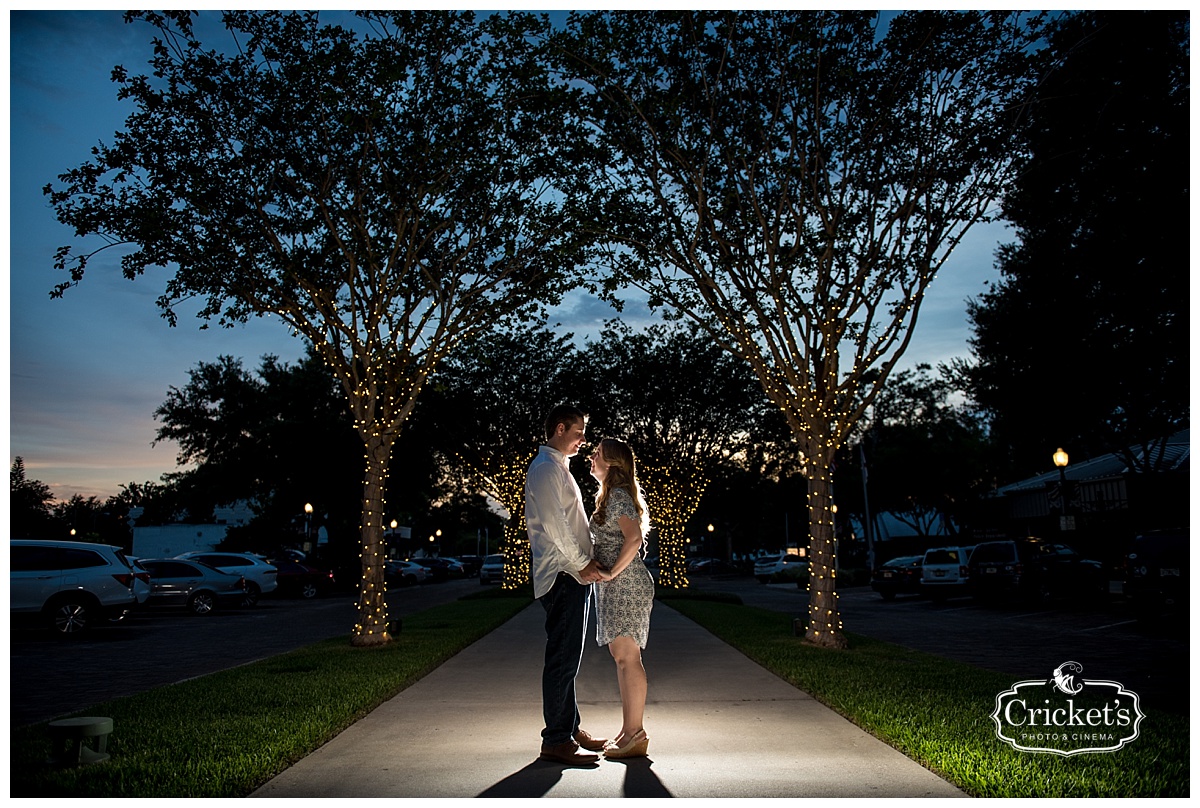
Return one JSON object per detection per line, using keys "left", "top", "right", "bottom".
{"left": 479, "top": 554, "right": 506, "bottom": 585}
{"left": 408, "top": 557, "right": 465, "bottom": 582}
{"left": 11, "top": 539, "right": 140, "bottom": 637}
{"left": 968, "top": 537, "right": 1106, "bottom": 603}
{"left": 687, "top": 557, "right": 740, "bottom": 576}
{"left": 920, "top": 545, "right": 974, "bottom": 602}
{"left": 1124, "top": 528, "right": 1189, "bottom": 622}
{"left": 753, "top": 552, "right": 808, "bottom": 584}
{"left": 129, "top": 557, "right": 153, "bottom": 606}
{"left": 870, "top": 555, "right": 925, "bottom": 600}
{"left": 268, "top": 558, "right": 336, "bottom": 599}
{"left": 455, "top": 555, "right": 485, "bottom": 578}
{"left": 176, "top": 551, "right": 278, "bottom": 606}
{"left": 385, "top": 560, "right": 429, "bottom": 587}
{"left": 137, "top": 558, "right": 248, "bottom": 615}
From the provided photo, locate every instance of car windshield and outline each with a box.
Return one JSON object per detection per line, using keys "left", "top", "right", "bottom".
{"left": 925, "top": 549, "right": 962, "bottom": 564}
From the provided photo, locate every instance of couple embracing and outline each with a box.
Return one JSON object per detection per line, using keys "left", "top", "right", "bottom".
{"left": 525, "top": 404, "right": 655, "bottom": 764}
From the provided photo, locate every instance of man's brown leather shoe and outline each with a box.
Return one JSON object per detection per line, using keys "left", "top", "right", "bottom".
{"left": 539, "top": 740, "right": 599, "bottom": 765}
{"left": 574, "top": 729, "right": 609, "bottom": 752}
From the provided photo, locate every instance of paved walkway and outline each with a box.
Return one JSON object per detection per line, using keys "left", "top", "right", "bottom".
{"left": 251, "top": 602, "right": 964, "bottom": 798}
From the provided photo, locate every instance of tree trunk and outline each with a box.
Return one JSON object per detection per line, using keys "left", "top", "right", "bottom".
{"left": 803, "top": 441, "right": 847, "bottom": 649}
{"left": 351, "top": 432, "right": 394, "bottom": 647}
{"left": 500, "top": 520, "right": 529, "bottom": 590}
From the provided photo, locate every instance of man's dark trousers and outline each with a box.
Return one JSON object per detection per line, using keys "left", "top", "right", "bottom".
{"left": 539, "top": 571, "right": 590, "bottom": 745}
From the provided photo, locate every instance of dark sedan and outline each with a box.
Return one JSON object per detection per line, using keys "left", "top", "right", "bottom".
{"left": 454, "top": 555, "right": 485, "bottom": 578}
{"left": 1124, "top": 529, "right": 1188, "bottom": 622}
{"left": 408, "top": 557, "right": 466, "bottom": 582}
{"left": 870, "top": 556, "right": 924, "bottom": 600}
{"left": 138, "top": 558, "right": 247, "bottom": 615}
{"left": 269, "top": 558, "right": 336, "bottom": 599}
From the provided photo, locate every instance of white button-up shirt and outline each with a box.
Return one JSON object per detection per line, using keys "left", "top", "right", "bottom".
{"left": 525, "top": 445, "right": 593, "bottom": 598}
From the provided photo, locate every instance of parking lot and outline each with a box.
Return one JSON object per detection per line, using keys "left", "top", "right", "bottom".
{"left": 10, "top": 578, "right": 479, "bottom": 728}
{"left": 690, "top": 575, "right": 1189, "bottom": 716}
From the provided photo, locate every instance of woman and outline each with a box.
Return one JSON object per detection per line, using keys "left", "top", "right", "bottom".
{"left": 588, "top": 437, "right": 654, "bottom": 759}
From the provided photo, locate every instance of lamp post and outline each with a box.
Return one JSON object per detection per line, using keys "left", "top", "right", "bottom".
{"left": 304, "top": 502, "right": 314, "bottom": 550}
{"left": 1053, "top": 449, "right": 1074, "bottom": 532}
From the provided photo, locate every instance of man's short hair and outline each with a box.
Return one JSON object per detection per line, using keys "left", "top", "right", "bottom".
{"left": 544, "top": 404, "right": 588, "bottom": 441}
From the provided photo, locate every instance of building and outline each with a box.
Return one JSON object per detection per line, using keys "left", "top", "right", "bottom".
{"left": 986, "top": 429, "right": 1189, "bottom": 563}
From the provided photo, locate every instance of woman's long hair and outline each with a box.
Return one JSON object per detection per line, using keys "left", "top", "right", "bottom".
{"left": 593, "top": 438, "right": 651, "bottom": 537}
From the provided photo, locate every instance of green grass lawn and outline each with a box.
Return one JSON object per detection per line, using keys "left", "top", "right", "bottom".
{"left": 11, "top": 586, "right": 1187, "bottom": 797}
{"left": 10, "top": 589, "right": 531, "bottom": 798}
{"left": 661, "top": 593, "right": 1189, "bottom": 798}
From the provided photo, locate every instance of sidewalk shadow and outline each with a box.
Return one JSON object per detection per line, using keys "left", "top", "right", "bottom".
{"left": 611, "top": 756, "right": 673, "bottom": 798}
{"left": 476, "top": 759, "right": 598, "bottom": 798}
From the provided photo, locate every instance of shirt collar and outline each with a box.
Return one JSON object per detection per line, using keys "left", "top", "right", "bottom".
{"left": 540, "top": 444, "right": 568, "bottom": 466}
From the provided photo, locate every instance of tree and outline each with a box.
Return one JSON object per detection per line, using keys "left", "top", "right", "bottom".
{"left": 152, "top": 346, "right": 363, "bottom": 546}
{"left": 555, "top": 11, "right": 1045, "bottom": 646}
{"left": 961, "top": 11, "right": 1190, "bottom": 477}
{"left": 45, "top": 11, "right": 596, "bottom": 645}
{"left": 10, "top": 457, "right": 59, "bottom": 539}
{"left": 850, "top": 364, "right": 995, "bottom": 540}
{"left": 413, "top": 325, "right": 580, "bottom": 588}
{"left": 577, "top": 320, "right": 796, "bottom": 588}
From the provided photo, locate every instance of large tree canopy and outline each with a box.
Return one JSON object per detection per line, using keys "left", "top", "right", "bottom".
{"left": 553, "top": 10, "right": 1045, "bottom": 646}
{"left": 962, "top": 10, "right": 1190, "bottom": 477}
{"left": 45, "top": 11, "right": 596, "bottom": 644}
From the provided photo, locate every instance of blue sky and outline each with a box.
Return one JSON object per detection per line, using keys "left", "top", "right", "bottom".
{"left": 7, "top": 10, "right": 1008, "bottom": 502}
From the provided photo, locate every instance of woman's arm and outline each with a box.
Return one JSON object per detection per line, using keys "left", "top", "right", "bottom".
{"left": 600, "top": 513, "right": 644, "bottom": 580}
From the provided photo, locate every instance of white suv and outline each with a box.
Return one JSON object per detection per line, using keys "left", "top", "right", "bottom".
{"left": 754, "top": 552, "right": 809, "bottom": 584}
{"left": 176, "top": 552, "right": 278, "bottom": 606}
{"left": 920, "top": 545, "right": 974, "bottom": 602}
{"left": 11, "top": 539, "right": 140, "bottom": 636}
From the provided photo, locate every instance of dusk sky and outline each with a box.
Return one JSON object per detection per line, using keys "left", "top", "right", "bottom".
{"left": 8, "top": 10, "right": 1009, "bottom": 503}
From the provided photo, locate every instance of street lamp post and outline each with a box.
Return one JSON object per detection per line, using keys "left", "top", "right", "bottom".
{"left": 1052, "top": 449, "right": 1074, "bottom": 532}
{"left": 304, "top": 502, "right": 314, "bottom": 550}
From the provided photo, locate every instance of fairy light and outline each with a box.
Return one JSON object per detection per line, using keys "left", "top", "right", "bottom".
{"left": 639, "top": 463, "right": 709, "bottom": 590}
{"left": 449, "top": 449, "right": 536, "bottom": 590}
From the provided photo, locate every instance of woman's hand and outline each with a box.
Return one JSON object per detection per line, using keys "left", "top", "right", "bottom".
{"left": 597, "top": 568, "right": 615, "bottom": 582}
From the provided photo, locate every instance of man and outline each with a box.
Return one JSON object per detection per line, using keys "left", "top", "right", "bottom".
{"left": 525, "top": 404, "right": 607, "bottom": 764}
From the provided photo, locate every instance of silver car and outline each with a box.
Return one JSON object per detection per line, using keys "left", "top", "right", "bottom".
{"left": 138, "top": 558, "right": 247, "bottom": 615}
{"left": 175, "top": 551, "right": 278, "bottom": 606}
{"left": 479, "top": 554, "right": 506, "bottom": 585}
{"left": 385, "top": 560, "right": 429, "bottom": 587}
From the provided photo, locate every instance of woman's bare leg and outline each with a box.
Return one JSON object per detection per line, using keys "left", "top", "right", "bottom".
{"left": 608, "top": 635, "right": 647, "bottom": 743}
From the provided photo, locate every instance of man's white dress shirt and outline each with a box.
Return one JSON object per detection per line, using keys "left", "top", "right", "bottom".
{"left": 526, "top": 445, "right": 593, "bottom": 598}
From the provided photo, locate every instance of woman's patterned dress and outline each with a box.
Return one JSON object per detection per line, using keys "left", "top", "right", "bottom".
{"left": 591, "top": 487, "right": 654, "bottom": 648}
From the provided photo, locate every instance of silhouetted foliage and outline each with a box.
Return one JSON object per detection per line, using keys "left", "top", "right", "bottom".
{"left": 45, "top": 11, "right": 597, "bottom": 644}
{"left": 553, "top": 10, "right": 1047, "bottom": 646}
{"left": 961, "top": 11, "right": 1190, "bottom": 477}
{"left": 10, "top": 457, "right": 58, "bottom": 539}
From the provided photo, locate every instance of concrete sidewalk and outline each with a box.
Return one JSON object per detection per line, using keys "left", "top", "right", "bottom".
{"left": 251, "top": 602, "right": 964, "bottom": 798}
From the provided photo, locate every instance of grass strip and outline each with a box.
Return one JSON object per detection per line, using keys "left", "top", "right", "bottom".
{"left": 664, "top": 597, "right": 1188, "bottom": 798}
{"left": 10, "top": 589, "right": 530, "bottom": 798}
